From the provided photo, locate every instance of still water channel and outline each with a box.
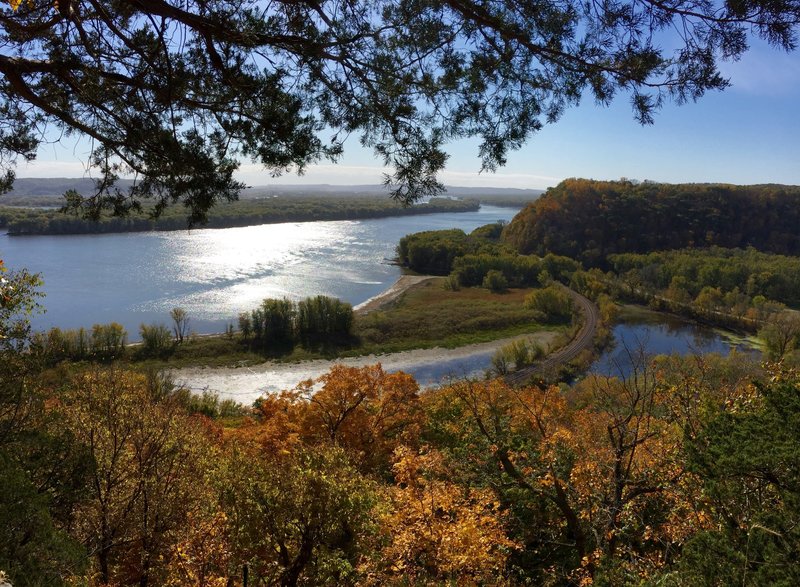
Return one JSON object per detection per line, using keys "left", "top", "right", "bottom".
{"left": 589, "top": 309, "right": 759, "bottom": 378}
{"left": 175, "top": 311, "right": 759, "bottom": 404}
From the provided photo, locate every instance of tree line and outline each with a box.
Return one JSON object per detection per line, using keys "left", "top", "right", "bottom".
{"left": 238, "top": 296, "right": 354, "bottom": 351}
{"left": 608, "top": 246, "right": 800, "bottom": 308}
{"left": 503, "top": 179, "right": 800, "bottom": 266}
{"left": 396, "top": 224, "right": 510, "bottom": 275}
{"left": 1, "top": 196, "right": 480, "bottom": 235}
{"left": 27, "top": 295, "right": 354, "bottom": 364}
{"left": 398, "top": 222, "right": 580, "bottom": 291}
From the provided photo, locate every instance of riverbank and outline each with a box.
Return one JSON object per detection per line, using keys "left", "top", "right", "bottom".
{"left": 353, "top": 275, "right": 437, "bottom": 314}
{"left": 5, "top": 204, "right": 522, "bottom": 336}
{"left": 169, "top": 275, "right": 569, "bottom": 400}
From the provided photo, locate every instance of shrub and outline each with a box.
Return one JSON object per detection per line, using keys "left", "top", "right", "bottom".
{"left": 139, "top": 323, "right": 173, "bottom": 357}
{"left": 237, "top": 312, "right": 252, "bottom": 340}
{"left": 90, "top": 322, "right": 127, "bottom": 360}
{"left": 297, "top": 296, "right": 353, "bottom": 341}
{"left": 443, "top": 274, "right": 461, "bottom": 291}
{"left": 482, "top": 270, "right": 508, "bottom": 292}
{"left": 492, "top": 338, "right": 544, "bottom": 375}
{"left": 524, "top": 285, "right": 573, "bottom": 322}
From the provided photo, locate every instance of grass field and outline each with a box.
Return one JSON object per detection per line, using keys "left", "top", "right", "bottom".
{"left": 354, "top": 278, "right": 553, "bottom": 353}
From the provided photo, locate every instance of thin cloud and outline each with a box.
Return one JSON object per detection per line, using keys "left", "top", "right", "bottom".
{"left": 18, "top": 159, "right": 90, "bottom": 177}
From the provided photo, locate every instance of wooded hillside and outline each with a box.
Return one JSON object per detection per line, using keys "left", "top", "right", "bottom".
{"left": 502, "top": 179, "right": 800, "bottom": 266}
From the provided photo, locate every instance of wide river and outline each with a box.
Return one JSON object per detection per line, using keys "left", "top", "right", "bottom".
{"left": 1, "top": 205, "right": 520, "bottom": 336}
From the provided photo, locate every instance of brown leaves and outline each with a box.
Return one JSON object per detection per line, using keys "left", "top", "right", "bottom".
{"left": 57, "top": 368, "right": 217, "bottom": 585}
{"left": 434, "top": 374, "right": 716, "bottom": 583}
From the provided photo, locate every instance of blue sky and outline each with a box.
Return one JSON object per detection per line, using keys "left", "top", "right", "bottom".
{"left": 20, "top": 40, "right": 800, "bottom": 190}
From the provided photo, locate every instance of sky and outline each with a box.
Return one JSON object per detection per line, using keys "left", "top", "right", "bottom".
{"left": 19, "top": 40, "right": 800, "bottom": 191}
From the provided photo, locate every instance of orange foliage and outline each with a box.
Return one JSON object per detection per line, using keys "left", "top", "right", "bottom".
{"left": 246, "top": 364, "right": 423, "bottom": 472}
{"left": 164, "top": 510, "right": 231, "bottom": 587}
{"left": 58, "top": 368, "right": 222, "bottom": 586}
{"left": 439, "top": 374, "right": 713, "bottom": 583}
{"left": 367, "top": 446, "right": 517, "bottom": 584}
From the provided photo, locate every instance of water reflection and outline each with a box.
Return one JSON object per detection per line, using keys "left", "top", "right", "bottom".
{"left": 1, "top": 206, "right": 519, "bottom": 335}
{"left": 174, "top": 309, "right": 762, "bottom": 403}
{"left": 175, "top": 348, "right": 499, "bottom": 404}
{"left": 590, "top": 311, "right": 759, "bottom": 379}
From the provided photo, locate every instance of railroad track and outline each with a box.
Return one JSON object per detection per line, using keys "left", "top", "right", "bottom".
{"left": 505, "top": 284, "right": 599, "bottom": 387}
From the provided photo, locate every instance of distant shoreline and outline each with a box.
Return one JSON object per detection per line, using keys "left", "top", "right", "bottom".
{"left": 1, "top": 196, "right": 483, "bottom": 236}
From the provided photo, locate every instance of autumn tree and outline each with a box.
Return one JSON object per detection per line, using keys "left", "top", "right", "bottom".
{"left": 278, "top": 364, "right": 423, "bottom": 473}
{"left": 0, "top": 260, "right": 88, "bottom": 586}
{"left": 759, "top": 311, "right": 800, "bottom": 360}
{"left": 672, "top": 372, "right": 800, "bottom": 585}
{"left": 217, "top": 440, "right": 377, "bottom": 587}
{"left": 366, "top": 446, "right": 517, "bottom": 584}
{"left": 139, "top": 323, "right": 173, "bottom": 357}
{"left": 0, "top": 259, "right": 42, "bottom": 440}
{"left": 2, "top": 2, "right": 799, "bottom": 221}
{"left": 428, "top": 373, "right": 709, "bottom": 584}
{"left": 59, "top": 368, "right": 214, "bottom": 586}
{"left": 170, "top": 307, "right": 190, "bottom": 344}
{"left": 163, "top": 509, "right": 232, "bottom": 587}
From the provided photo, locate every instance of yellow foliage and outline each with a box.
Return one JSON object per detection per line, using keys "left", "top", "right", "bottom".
{"left": 368, "top": 446, "right": 517, "bottom": 584}
{"left": 57, "top": 368, "right": 220, "bottom": 586}
{"left": 164, "top": 511, "right": 231, "bottom": 587}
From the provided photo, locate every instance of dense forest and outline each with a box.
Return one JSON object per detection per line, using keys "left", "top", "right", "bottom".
{"left": 8, "top": 188, "right": 800, "bottom": 586}
{"left": 0, "top": 196, "right": 479, "bottom": 235}
{"left": 397, "top": 223, "right": 580, "bottom": 290}
{"left": 608, "top": 247, "right": 800, "bottom": 307}
{"left": 6, "top": 199, "right": 800, "bottom": 585}
{"left": 502, "top": 179, "right": 800, "bottom": 266}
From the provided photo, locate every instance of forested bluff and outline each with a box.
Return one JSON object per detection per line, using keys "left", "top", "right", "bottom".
{"left": 503, "top": 178, "right": 800, "bottom": 265}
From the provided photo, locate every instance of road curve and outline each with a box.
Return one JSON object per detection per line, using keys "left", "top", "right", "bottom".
{"left": 505, "top": 284, "right": 599, "bottom": 386}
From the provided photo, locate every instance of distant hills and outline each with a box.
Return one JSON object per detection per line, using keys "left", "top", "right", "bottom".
{"left": 6, "top": 178, "right": 544, "bottom": 200}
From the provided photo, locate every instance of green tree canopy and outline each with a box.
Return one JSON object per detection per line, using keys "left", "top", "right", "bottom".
{"left": 1, "top": 1, "right": 799, "bottom": 222}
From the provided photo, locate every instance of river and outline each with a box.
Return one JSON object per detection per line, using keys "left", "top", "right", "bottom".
{"left": 1, "top": 205, "right": 519, "bottom": 336}
{"left": 172, "top": 334, "right": 561, "bottom": 403}
{"left": 2, "top": 208, "right": 761, "bottom": 402}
